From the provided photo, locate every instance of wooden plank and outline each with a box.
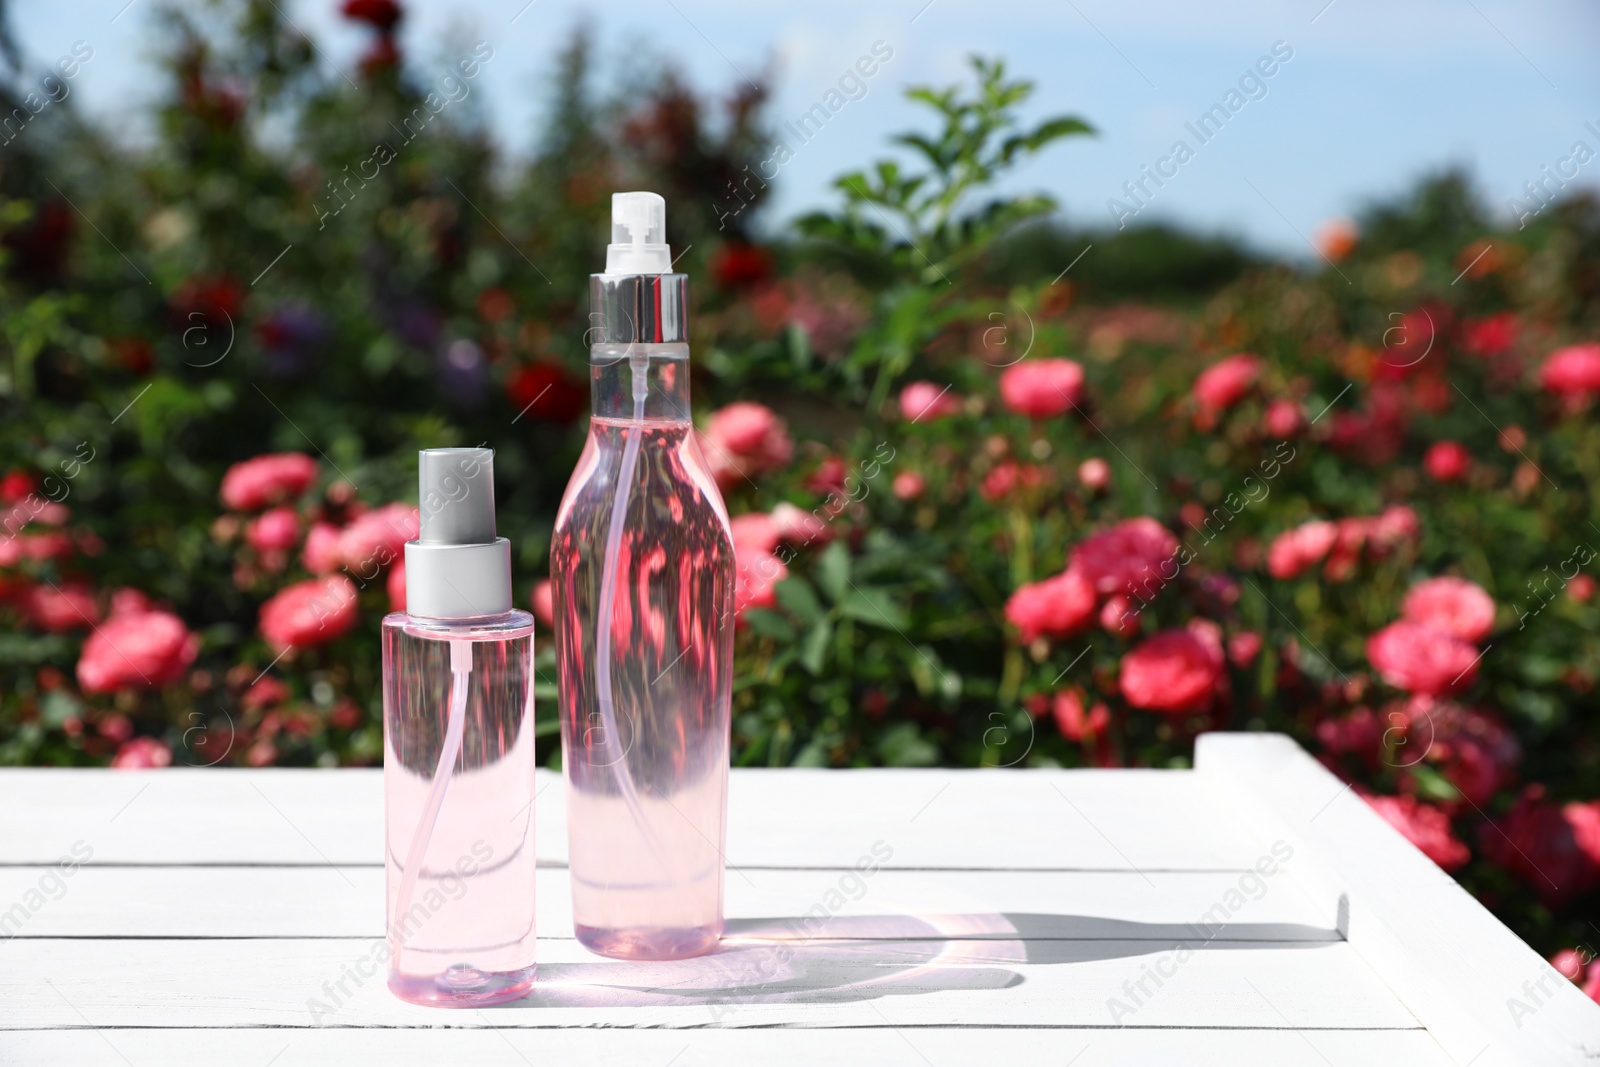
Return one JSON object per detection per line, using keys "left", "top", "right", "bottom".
{"left": 0, "top": 867, "right": 1341, "bottom": 940}
{"left": 0, "top": 768, "right": 1263, "bottom": 870}
{"left": 1197, "top": 733, "right": 1600, "bottom": 1067}
{"left": 0, "top": 1026, "right": 1456, "bottom": 1066}
{"left": 0, "top": 936, "right": 1420, "bottom": 1031}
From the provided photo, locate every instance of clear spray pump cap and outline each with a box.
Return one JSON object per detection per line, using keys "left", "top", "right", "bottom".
{"left": 605, "top": 191, "right": 672, "bottom": 275}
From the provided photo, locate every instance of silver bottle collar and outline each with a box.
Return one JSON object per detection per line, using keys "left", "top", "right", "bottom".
{"left": 589, "top": 272, "right": 688, "bottom": 345}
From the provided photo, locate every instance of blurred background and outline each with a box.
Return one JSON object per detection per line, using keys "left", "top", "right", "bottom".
{"left": 1, "top": 0, "right": 1598, "bottom": 989}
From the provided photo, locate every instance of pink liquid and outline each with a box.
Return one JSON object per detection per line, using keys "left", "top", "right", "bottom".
{"left": 551, "top": 366, "right": 736, "bottom": 961}
{"left": 382, "top": 612, "right": 538, "bottom": 1005}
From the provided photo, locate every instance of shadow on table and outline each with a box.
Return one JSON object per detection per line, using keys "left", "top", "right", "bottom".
{"left": 508, "top": 911, "right": 1340, "bottom": 1011}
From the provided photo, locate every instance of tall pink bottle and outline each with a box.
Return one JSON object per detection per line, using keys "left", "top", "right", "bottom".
{"left": 551, "top": 192, "right": 736, "bottom": 960}
{"left": 383, "top": 447, "right": 538, "bottom": 1005}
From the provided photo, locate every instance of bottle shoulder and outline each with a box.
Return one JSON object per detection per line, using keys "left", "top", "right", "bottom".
{"left": 383, "top": 610, "right": 536, "bottom": 640}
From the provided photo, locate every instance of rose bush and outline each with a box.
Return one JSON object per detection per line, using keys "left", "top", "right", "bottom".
{"left": 0, "top": 8, "right": 1595, "bottom": 982}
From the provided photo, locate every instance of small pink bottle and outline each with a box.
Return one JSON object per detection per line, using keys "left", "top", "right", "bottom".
{"left": 383, "top": 447, "right": 537, "bottom": 1005}
{"left": 551, "top": 192, "right": 736, "bottom": 960}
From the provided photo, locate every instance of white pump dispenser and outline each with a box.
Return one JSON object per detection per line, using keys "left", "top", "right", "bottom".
{"left": 604, "top": 191, "right": 671, "bottom": 275}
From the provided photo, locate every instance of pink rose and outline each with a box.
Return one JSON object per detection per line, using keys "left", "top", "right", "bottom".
{"left": 301, "top": 521, "right": 343, "bottom": 574}
{"left": 1099, "top": 595, "right": 1139, "bottom": 637}
{"left": 336, "top": 503, "right": 418, "bottom": 572}
{"left": 899, "top": 381, "right": 960, "bottom": 422}
{"left": 1071, "top": 517, "right": 1179, "bottom": 596}
{"left": 1550, "top": 949, "right": 1587, "bottom": 982}
{"left": 733, "top": 546, "right": 788, "bottom": 619}
{"left": 1004, "top": 567, "right": 1096, "bottom": 643}
{"left": 247, "top": 506, "right": 301, "bottom": 553}
{"left": 1539, "top": 343, "right": 1600, "bottom": 398}
{"left": 1479, "top": 787, "right": 1600, "bottom": 906}
{"left": 1049, "top": 688, "right": 1110, "bottom": 743}
{"left": 1371, "top": 504, "right": 1421, "bottom": 549}
{"left": 1193, "top": 353, "right": 1262, "bottom": 413}
{"left": 980, "top": 460, "right": 1043, "bottom": 503}
{"left": 241, "top": 676, "right": 290, "bottom": 710}
{"left": 892, "top": 471, "right": 926, "bottom": 501}
{"left": 111, "top": 737, "right": 173, "bottom": 770}
{"left": 1119, "top": 626, "right": 1224, "bottom": 714}
{"left": 772, "top": 502, "right": 833, "bottom": 546}
{"left": 702, "top": 402, "right": 794, "bottom": 488}
{"left": 531, "top": 579, "right": 554, "bottom": 628}
{"left": 1315, "top": 705, "right": 1384, "bottom": 759}
{"left": 386, "top": 558, "right": 406, "bottom": 613}
{"left": 259, "top": 575, "right": 359, "bottom": 651}
{"left": 220, "top": 453, "right": 318, "bottom": 511}
{"left": 1077, "top": 457, "right": 1111, "bottom": 492}
{"left": 1227, "top": 631, "right": 1263, "bottom": 667}
{"left": 1416, "top": 700, "right": 1520, "bottom": 807}
{"left": 1423, "top": 440, "right": 1470, "bottom": 482}
{"left": 1402, "top": 576, "right": 1494, "bottom": 643}
{"left": 20, "top": 582, "right": 98, "bottom": 632}
{"left": 77, "top": 609, "right": 200, "bottom": 693}
{"left": 1366, "top": 621, "right": 1479, "bottom": 695}
{"left": 729, "top": 513, "right": 780, "bottom": 555}
{"left": 998, "top": 359, "right": 1085, "bottom": 419}
{"left": 1363, "top": 794, "right": 1469, "bottom": 871}
{"left": 1266, "top": 520, "right": 1339, "bottom": 579}
{"left": 1263, "top": 399, "right": 1306, "bottom": 438}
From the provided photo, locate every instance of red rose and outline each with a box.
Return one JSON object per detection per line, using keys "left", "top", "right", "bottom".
{"left": 506, "top": 362, "right": 586, "bottom": 423}
{"left": 1366, "top": 621, "right": 1479, "bottom": 695}
{"left": 1401, "top": 576, "right": 1494, "bottom": 643}
{"left": 1362, "top": 793, "right": 1469, "bottom": 871}
{"left": 77, "top": 608, "right": 200, "bottom": 693}
{"left": 1459, "top": 313, "right": 1517, "bottom": 358}
{"left": 246, "top": 506, "right": 300, "bottom": 553}
{"left": 220, "top": 453, "right": 318, "bottom": 511}
{"left": 1479, "top": 787, "right": 1600, "bottom": 906}
{"left": 702, "top": 402, "right": 794, "bottom": 489}
{"left": 710, "top": 242, "right": 775, "bottom": 290}
{"left": 111, "top": 737, "right": 173, "bottom": 770}
{"left": 1315, "top": 705, "right": 1385, "bottom": 761}
{"left": 1370, "top": 504, "right": 1421, "bottom": 548}
{"left": 1539, "top": 343, "right": 1600, "bottom": 398}
{"left": 1416, "top": 700, "right": 1520, "bottom": 807}
{"left": 341, "top": 0, "right": 403, "bottom": 30}
{"left": 1099, "top": 595, "right": 1140, "bottom": 637}
{"left": 899, "top": 381, "right": 961, "bottom": 422}
{"left": 1423, "top": 440, "right": 1470, "bottom": 482}
{"left": 259, "top": 575, "right": 359, "bottom": 651}
{"left": 1050, "top": 688, "right": 1110, "bottom": 743}
{"left": 1193, "top": 353, "right": 1262, "bottom": 413}
{"left": 998, "top": 359, "right": 1085, "bottom": 419}
{"left": 1227, "top": 630, "right": 1263, "bottom": 667}
{"left": 1119, "top": 626, "right": 1224, "bottom": 714}
{"left": 1266, "top": 520, "right": 1338, "bottom": 580}
{"left": 1004, "top": 567, "right": 1096, "bottom": 643}
{"left": 20, "top": 582, "right": 98, "bottom": 632}
{"left": 1072, "top": 517, "right": 1179, "bottom": 596}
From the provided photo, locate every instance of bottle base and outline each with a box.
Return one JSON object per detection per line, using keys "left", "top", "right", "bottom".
{"left": 575, "top": 921, "right": 722, "bottom": 961}
{"left": 388, "top": 964, "right": 536, "bottom": 1007}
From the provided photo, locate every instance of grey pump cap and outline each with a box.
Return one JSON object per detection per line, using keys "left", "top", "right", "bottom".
{"left": 404, "top": 448, "right": 513, "bottom": 619}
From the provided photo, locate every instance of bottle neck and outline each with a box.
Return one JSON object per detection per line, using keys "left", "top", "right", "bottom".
{"left": 589, "top": 343, "right": 691, "bottom": 422}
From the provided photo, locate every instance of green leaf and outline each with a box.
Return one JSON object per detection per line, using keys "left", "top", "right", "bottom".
{"left": 742, "top": 609, "right": 796, "bottom": 643}
{"left": 878, "top": 722, "right": 939, "bottom": 767}
{"left": 1409, "top": 763, "right": 1461, "bottom": 803}
{"left": 800, "top": 617, "right": 834, "bottom": 675}
{"left": 776, "top": 576, "right": 825, "bottom": 623}
{"left": 840, "top": 586, "right": 908, "bottom": 630}
{"left": 816, "top": 541, "right": 851, "bottom": 604}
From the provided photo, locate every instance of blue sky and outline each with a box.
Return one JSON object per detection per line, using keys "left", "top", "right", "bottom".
{"left": 11, "top": 0, "right": 1600, "bottom": 258}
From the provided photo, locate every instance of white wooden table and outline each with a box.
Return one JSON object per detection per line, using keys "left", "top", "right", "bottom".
{"left": 1, "top": 733, "right": 1596, "bottom": 1065}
